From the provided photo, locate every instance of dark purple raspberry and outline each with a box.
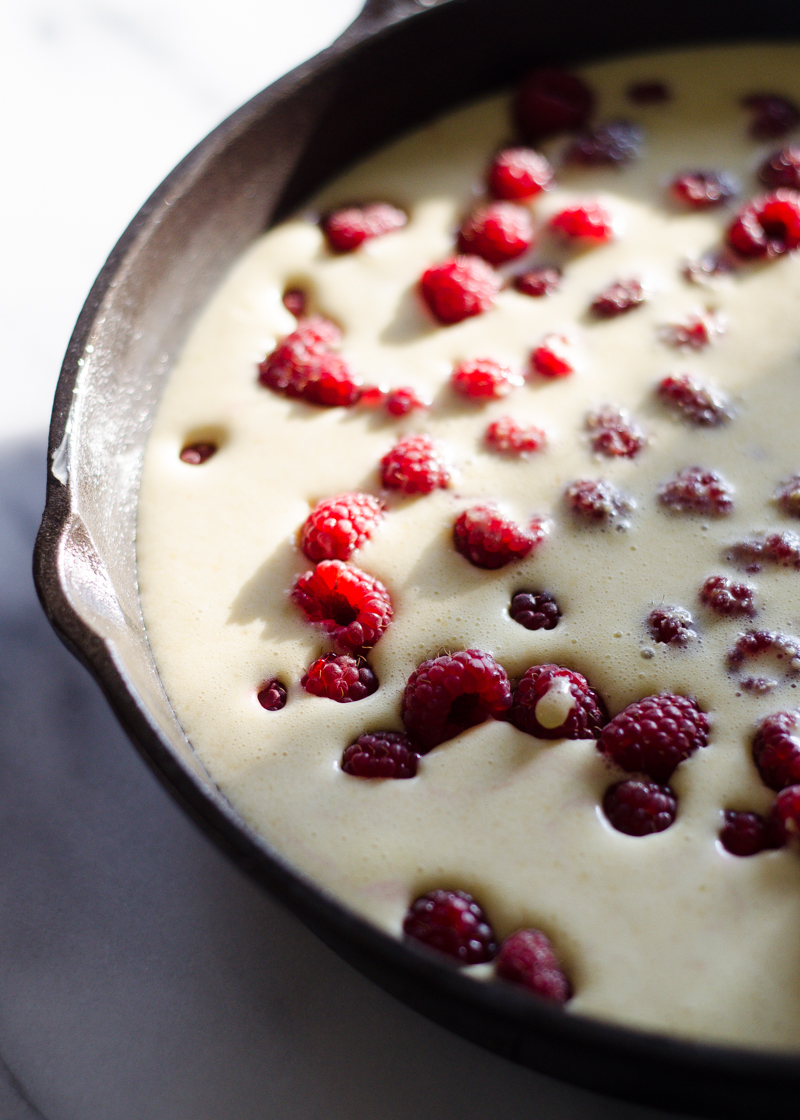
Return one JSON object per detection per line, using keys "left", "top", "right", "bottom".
{"left": 774, "top": 475, "right": 800, "bottom": 518}
{"left": 322, "top": 202, "right": 406, "bottom": 252}
{"left": 514, "top": 69, "right": 594, "bottom": 141}
{"left": 380, "top": 434, "right": 450, "bottom": 495}
{"left": 752, "top": 710, "right": 800, "bottom": 791}
{"left": 403, "top": 889, "right": 497, "bottom": 964}
{"left": 700, "top": 575, "right": 756, "bottom": 618}
{"left": 565, "top": 479, "right": 633, "bottom": 526}
{"left": 658, "top": 467, "right": 734, "bottom": 516}
{"left": 457, "top": 202, "right": 534, "bottom": 265}
{"left": 591, "top": 278, "right": 647, "bottom": 318}
{"left": 728, "top": 630, "right": 800, "bottom": 681}
{"left": 586, "top": 406, "right": 646, "bottom": 459}
{"left": 420, "top": 256, "right": 501, "bottom": 324}
{"left": 603, "top": 779, "right": 677, "bottom": 836}
{"left": 508, "top": 664, "right": 607, "bottom": 740}
{"left": 282, "top": 288, "right": 307, "bottom": 317}
{"left": 453, "top": 505, "right": 548, "bottom": 570}
{"left": 670, "top": 171, "right": 737, "bottom": 209}
{"left": 742, "top": 93, "right": 800, "bottom": 139}
{"left": 566, "top": 121, "right": 643, "bottom": 166}
{"left": 627, "top": 80, "right": 670, "bottom": 104}
{"left": 257, "top": 679, "right": 287, "bottom": 711}
{"left": 727, "top": 191, "right": 800, "bottom": 259}
{"left": 509, "top": 590, "right": 561, "bottom": 632}
{"left": 488, "top": 147, "right": 554, "bottom": 200}
{"left": 727, "top": 532, "right": 800, "bottom": 572}
{"left": 341, "top": 731, "right": 418, "bottom": 779}
{"left": 299, "top": 492, "right": 385, "bottom": 562}
{"left": 598, "top": 693, "right": 709, "bottom": 782}
{"left": 657, "top": 374, "right": 731, "bottom": 426}
{"left": 767, "top": 785, "right": 800, "bottom": 847}
{"left": 180, "top": 442, "right": 217, "bottom": 464}
{"left": 719, "top": 810, "right": 774, "bottom": 856}
{"left": 401, "top": 650, "right": 512, "bottom": 752}
{"left": 292, "top": 560, "right": 393, "bottom": 652}
{"left": 301, "top": 654, "right": 378, "bottom": 703}
{"left": 647, "top": 606, "right": 696, "bottom": 648}
{"left": 760, "top": 146, "right": 800, "bottom": 190}
{"left": 513, "top": 266, "right": 562, "bottom": 298}
{"left": 495, "top": 929, "right": 571, "bottom": 1003}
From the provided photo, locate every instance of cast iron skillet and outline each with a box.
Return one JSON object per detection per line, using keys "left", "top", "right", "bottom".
{"left": 33, "top": 0, "right": 800, "bottom": 1113}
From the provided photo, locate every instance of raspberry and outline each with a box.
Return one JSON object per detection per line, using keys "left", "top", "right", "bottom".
{"left": 385, "top": 386, "right": 429, "bottom": 416}
{"left": 598, "top": 693, "right": 709, "bottom": 782}
{"left": 454, "top": 505, "right": 547, "bottom": 570}
{"left": 647, "top": 606, "right": 696, "bottom": 648}
{"left": 759, "top": 146, "right": 800, "bottom": 189}
{"left": 670, "top": 171, "right": 737, "bottom": 209}
{"left": 586, "top": 406, "right": 646, "bottom": 458}
{"left": 358, "top": 384, "right": 388, "bottom": 409}
{"left": 550, "top": 203, "right": 615, "bottom": 242}
{"left": 513, "top": 266, "right": 562, "bottom": 297}
{"left": 401, "top": 650, "right": 512, "bottom": 752}
{"left": 774, "top": 475, "right": 800, "bottom": 517}
{"left": 484, "top": 416, "right": 547, "bottom": 456}
{"left": 530, "top": 334, "right": 574, "bottom": 379}
{"left": 658, "top": 467, "right": 734, "bottom": 515}
{"left": 566, "top": 121, "right": 643, "bottom": 166}
{"left": 282, "top": 288, "right": 307, "bottom": 317}
{"left": 657, "top": 373, "right": 731, "bottom": 427}
{"left": 603, "top": 778, "right": 677, "bottom": 836}
{"left": 257, "top": 678, "right": 287, "bottom": 711}
{"left": 727, "top": 532, "right": 800, "bottom": 572}
{"left": 700, "top": 575, "right": 756, "bottom": 618}
{"left": 322, "top": 202, "right": 406, "bottom": 252}
{"left": 509, "top": 590, "right": 560, "bottom": 631}
{"left": 719, "top": 810, "right": 773, "bottom": 856}
{"left": 495, "top": 929, "right": 571, "bottom": 1003}
{"left": 420, "top": 256, "right": 500, "bottom": 324}
{"left": 457, "top": 203, "right": 534, "bottom": 265}
{"left": 742, "top": 93, "right": 800, "bottom": 139}
{"left": 728, "top": 630, "right": 800, "bottom": 682}
{"left": 767, "top": 785, "right": 800, "bottom": 846}
{"left": 258, "top": 317, "right": 362, "bottom": 408}
{"left": 727, "top": 191, "right": 800, "bottom": 258}
{"left": 299, "top": 493, "right": 385, "bottom": 562}
{"left": 659, "top": 310, "right": 726, "bottom": 350}
{"left": 301, "top": 654, "right": 378, "bottom": 702}
{"left": 380, "top": 434, "right": 451, "bottom": 494}
{"left": 291, "top": 560, "right": 393, "bottom": 652}
{"left": 451, "top": 358, "right": 522, "bottom": 401}
{"left": 341, "top": 731, "right": 418, "bottom": 779}
{"left": 752, "top": 710, "right": 800, "bottom": 791}
{"left": 565, "top": 479, "right": 633, "bottom": 525}
{"left": 591, "top": 278, "right": 647, "bottom": 317}
{"left": 403, "top": 889, "right": 497, "bottom": 964}
{"left": 509, "top": 664, "right": 607, "bottom": 740}
{"left": 513, "top": 68, "right": 594, "bottom": 140}
{"left": 627, "top": 80, "right": 670, "bottom": 104}
{"left": 682, "top": 250, "right": 738, "bottom": 286}
{"left": 179, "top": 442, "right": 217, "bottom": 464}
{"left": 487, "top": 147, "right": 554, "bottom": 201}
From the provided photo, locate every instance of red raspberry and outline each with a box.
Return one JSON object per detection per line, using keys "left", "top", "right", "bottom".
{"left": 550, "top": 203, "right": 615, "bottom": 242}
{"left": 530, "top": 334, "right": 574, "bottom": 379}
{"left": 341, "top": 731, "right": 418, "bottom": 779}
{"left": 282, "top": 288, "right": 307, "bottom": 317}
{"left": 420, "top": 256, "right": 500, "bottom": 324}
{"left": 727, "top": 191, "right": 800, "bottom": 258}
{"left": 659, "top": 311, "right": 726, "bottom": 350}
{"left": 358, "top": 384, "right": 388, "bottom": 409}
{"left": 495, "top": 929, "right": 571, "bottom": 1003}
{"left": 457, "top": 203, "right": 534, "bottom": 265}
{"left": 301, "top": 654, "right": 378, "bottom": 703}
{"left": 603, "top": 779, "right": 677, "bottom": 836}
{"left": 627, "top": 80, "right": 670, "bottom": 104}
{"left": 385, "top": 386, "right": 429, "bottom": 416}
{"left": 514, "top": 69, "right": 594, "bottom": 140}
{"left": 682, "top": 250, "right": 738, "bottom": 286}
{"left": 380, "top": 434, "right": 451, "bottom": 495}
{"left": 509, "top": 590, "right": 560, "bottom": 631}
{"left": 727, "top": 532, "right": 800, "bottom": 572}
{"left": 767, "top": 785, "right": 800, "bottom": 847}
{"left": 719, "top": 810, "right": 774, "bottom": 856}
{"left": 598, "top": 693, "right": 709, "bottom": 782}
{"left": 258, "top": 317, "right": 362, "bottom": 408}
{"left": 565, "top": 479, "right": 633, "bottom": 525}
{"left": 513, "top": 266, "right": 562, "bottom": 297}
{"left": 322, "top": 202, "right": 406, "bottom": 252}
{"left": 291, "top": 560, "right": 393, "bottom": 652}
{"left": 591, "top": 278, "right": 647, "bottom": 317}
{"left": 670, "top": 171, "right": 737, "bottom": 209}
{"left": 774, "top": 475, "right": 800, "bottom": 517}
{"left": 403, "top": 889, "right": 497, "bottom": 964}
{"left": 299, "top": 492, "right": 385, "bottom": 562}
{"left": 401, "top": 650, "right": 512, "bottom": 752}
{"left": 488, "top": 147, "right": 554, "bottom": 201}
{"left": 657, "top": 374, "right": 731, "bottom": 426}
{"left": 257, "top": 678, "right": 287, "bottom": 711}
{"left": 509, "top": 664, "right": 606, "bottom": 740}
{"left": 566, "top": 121, "right": 643, "bottom": 166}
{"left": 742, "top": 93, "right": 800, "bottom": 139}
{"left": 647, "top": 606, "right": 696, "bottom": 648}
{"left": 586, "top": 406, "right": 646, "bottom": 459}
{"left": 752, "top": 710, "right": 800, "bottom": 791}
{"left": 453, "top": 505, "right": 547, "bottom": 570}
{"left": 179, "top": 442, "right": 217, "bottom": 465}
{"left": 700, "top": 575, "right": 756, "bottom": 618}
{"left": 451, "top": 358, "right": 522, "bottom": 401}
{"left": 759, "top": 146, "right": 800, "bottom": 189}
{"left": 484, "top": 416, "right": 547, "bottom": 456}
{"left": 728, "top": 630, "right": 800, "bottom": 683}
{"left": 658, "top": 467, "right": 734, "bottom": 515}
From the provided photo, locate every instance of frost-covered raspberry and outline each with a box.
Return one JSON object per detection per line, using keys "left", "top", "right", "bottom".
{"left": 488, "top": 147, "right": 553, "bottom": 200}
{"left": 453, "top": 505, "right": 547, "bottom": 570}
{"left": 299, "top": 493, "right": 385, "bottom": 562}
{"left": 385, "top": 386, "right": 429, "bottom": 417}
{"left": 484, "top": 416, "right": 547, "bottom": 456}
{"left": 727, "top": 191, "right": 800, "bottom": 258}
{"left": 659, "top": 310, "right": 726, "bottom": 350}
{"left": 742, "top": 93, "right": 800, "bottom": 139}
{"left": 647, "top": 606, "right": 696, "bottom": 648}
{"left": 774, "top": 475, "right": 800, "bottom": 518}
{"left": 603, "top": 779, "right": 677, "bottom": 836}
{"left": 760, "top": 146, "right": 800, "bottom": 189}
{"left": 258, "top": 317, "right": 362, "bottom": 407}
{"left": 257, "top": 679, "right": 287, "bottom": 711}
{"left": 322, "top": 202, "right": 406, "bottom": 252}
{"left": 591, "top": 278, "right": 647, "bottom": 317}
{"left": 670, "top": 171, "right": 737, "bottom": 208}
{"left": 420, "top": 256, "right": 501, "bottom": 324}
{"left": 767, "top": 785, "right": 800, "bottom": 846}
{"left": 292, "top": 560, "right": 392, "bottom": 652}
{"left": 586, "top": 406, "right": 646, "bottom": 459}
{"left": 457, "top": 203, "right": 534, "bottom": 265}
{"left": 341, "top": 731, "right": 418, "bottom": 779}
{"left": 401, "top": 650, "right": 512, "bottom": 752}
{"left": 598, "top": 693, "right": 709, "bottom": 782}
{"left": 301, "top": 654, "right": 378, "bottom": 702}
{"left": 658, "top": 467, "right": 734, "bottom": 515}
{"left": 700, "top": 575, "right": 756, "bottom": 618}
{"left": 530, "top": 334, "right": 574, "bottom": 378}
{"left": 380, "top": 434, "right": 450, "bottom": 494}
{"left": 657, "top": 374, "right": 731, "bottom": 426}
{"left": 727, "top": 532, "right": 800, "bottom": 571}
{"left": 509, "top": 664, "right": 606, "bottom": 740}
{"left": 566, "top": 121, "right": 643, "bottom": 165}
{"left": 719, "top": 810, "right": 774, "bottom": 856}
{"left": 495, "top": 929, "right": 571, "bottom": 1003}
{"left": 451, "top": 358, "right": 522, "bottom": 401}
{"left": 509, "top": 590, "right": 560, "bottom": 631}
{"left": 514, "top": 68, "right": 594, "bottom": 140}
{"left": 566, "top": 479, "right": 633, "bottom": 525}
{"left": 752, "top": 710, "right": 800, "bottom": 791}
{"left": 403, "top": 889, "right": 497, "bottom": 964}
{"left": 550, "top": 202, "right": 615, "bottom": 242}
{"left": 513, "top": 266, "right": 562, "bottom": 297}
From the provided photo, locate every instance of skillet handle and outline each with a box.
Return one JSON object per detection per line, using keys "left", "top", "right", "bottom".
{"left": 352, "top": 0, "right": 451, "bottom": 31}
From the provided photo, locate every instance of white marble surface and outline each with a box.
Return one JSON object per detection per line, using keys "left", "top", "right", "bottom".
{"left": 0, "top": 2, "right": 691, "bottom": 1116}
